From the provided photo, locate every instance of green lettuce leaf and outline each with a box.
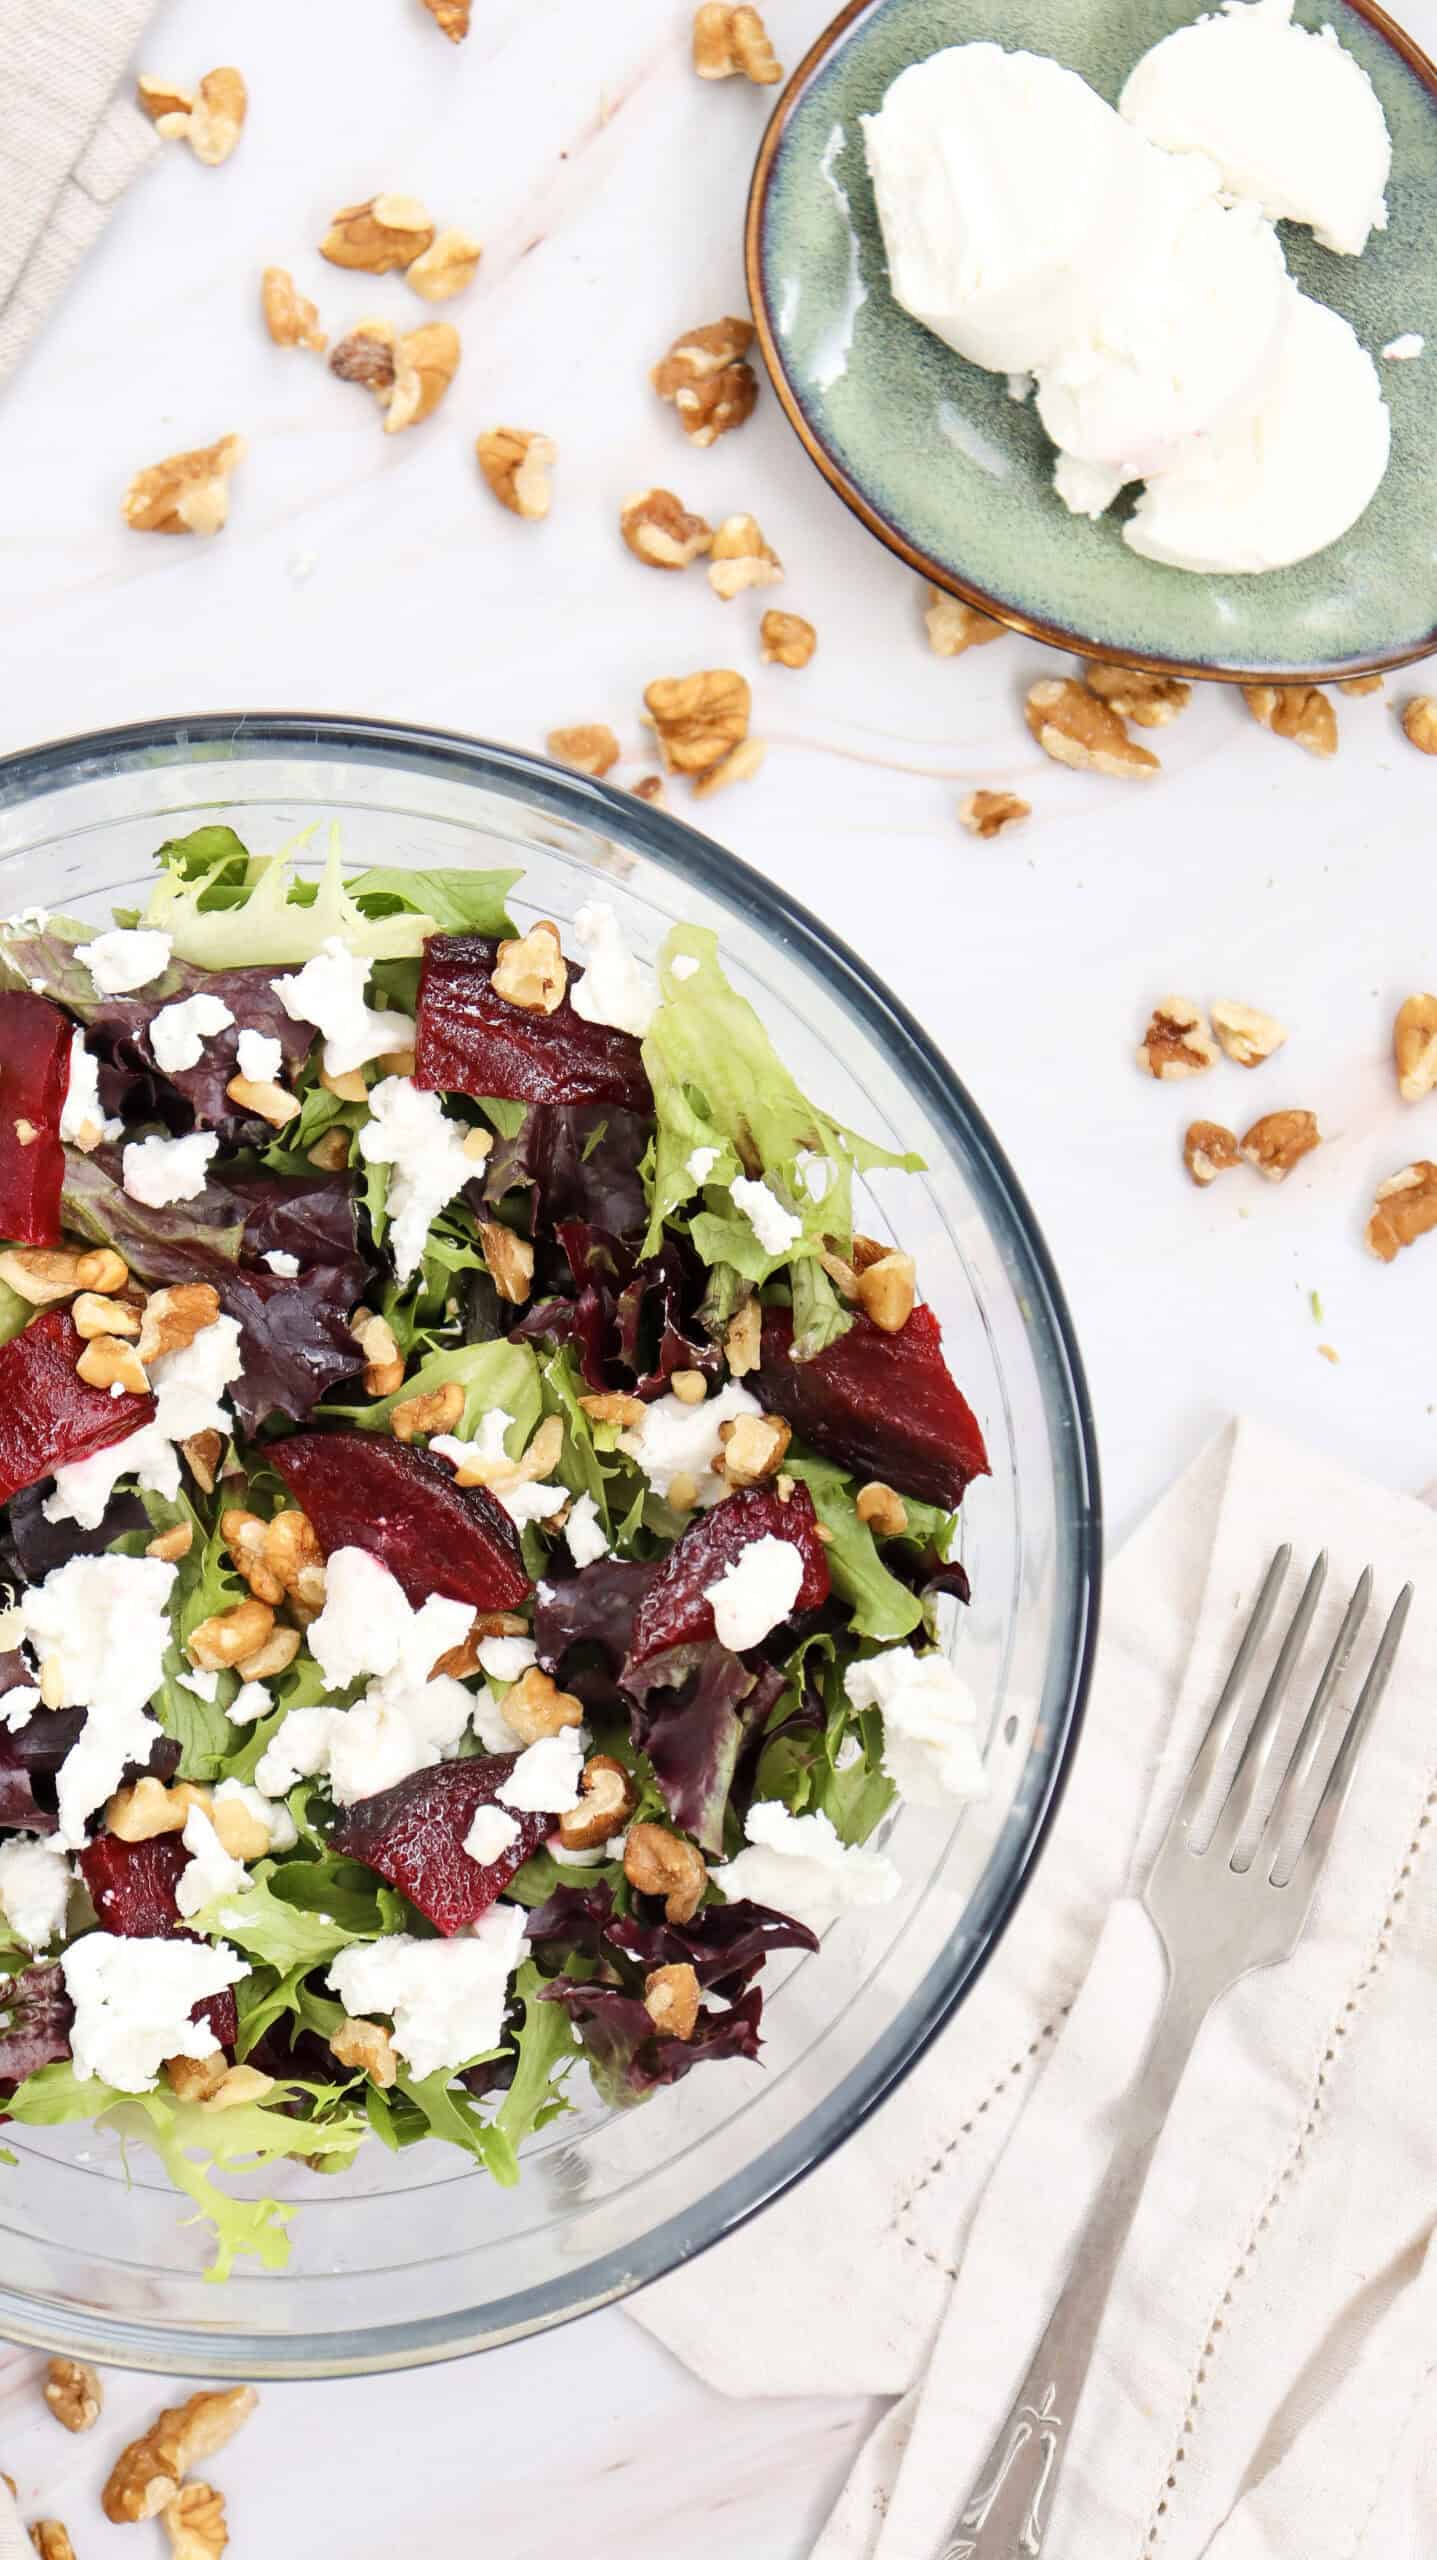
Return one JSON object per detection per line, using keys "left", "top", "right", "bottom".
{"left": 0, "top": 1279, "right": 31, "bottom": 1345}
{"left": 346, "top": 866, "right": 520, "bottom": 937}
{"left": 784, "top": 1455, "right": 924, "bottom": 1643}
{"left": 144, "top": 826, "right": 435, "bottom": 969}
{"left": 328, "top": 1336, "right": 542, "bottom": 1445}
{"left": 494, "top": 1959, "right": 581, "bottom": 2151}
{"left": 190, "top": 1856, "right": 395, "bottom": 1969}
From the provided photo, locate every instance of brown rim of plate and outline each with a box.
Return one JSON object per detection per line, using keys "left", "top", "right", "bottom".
{"left": 743, "top": 0, "right": 1437, "bottom": 686}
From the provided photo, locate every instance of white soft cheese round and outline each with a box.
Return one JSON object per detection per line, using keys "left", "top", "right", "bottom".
{"left": 861, "top": 44, "right": 1147, "bottom": 374}
{"left": 1125, "top": 293, "right": 1390, "bottom": 574}
{"left": 1120, "top": 0, "right": 1391, "bottom": 257}
{"left": 1037, "top": 152, "right": 1291, "bottom": 491}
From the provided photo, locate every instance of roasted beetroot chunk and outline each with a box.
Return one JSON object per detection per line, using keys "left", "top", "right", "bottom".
{"left": 0, "top": 991, "right": 73, "bottom": 1245}
{"left": 415, "top": 933, "right": 652, "bottom": 1110}
{"left": 76, "top": 1834, "right": 237, "bottom": 2048}
{"left": 272, "top": 1430, "right": 529, "bottom": 1613}
{"left": 331, "top": 1756, "right": 554, "bottom": 1935}
{"left": 0, "top": 1307, "right": 159, "bottom": 1507}
{"left": 756, "top": 1304, "right": 989, "bottom": 1510}
{"left": 624, "top": 1484, "right": 830, "bottom": 1669}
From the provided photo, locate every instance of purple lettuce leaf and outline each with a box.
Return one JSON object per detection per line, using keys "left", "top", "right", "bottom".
{"left": 537, "top": 1978, "right": 762, "bottom": 2105}
{"left": 624, "top": 1646, "right": 784, "bottom": 1853}
{"left": 605, "top": 1896, "right": 817, "bottom": 1997}
{"left": 1, "top": 1481, "right": 148, "bottom": 1588}
{"left": 509, "top": 1283, "right": 609, "bottom": 1390}
{"left": 534, "top": 1558, "right": 662, "bottom": 1678}
{"left": 206, "top": 1262, "right": 364, "bottom": 1431}
{"left": 511, "top": 1234, "right": 721, "bottom": 1404}
{"left": 482, "top": 1105, "right": 650, "bottom": 1246}
{"left": 614, "top": 1243, "right": 724, "bottom": 1404}
{"left": 84, "top": 962, "right": 315, "bottom": 1141}
{"left": 0, "top": 1961, "right": 74, "bottom": 2098}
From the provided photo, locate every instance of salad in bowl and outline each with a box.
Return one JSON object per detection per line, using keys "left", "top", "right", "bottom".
{"left": 0, "top": 821, "right": 989, "bottom": 2277}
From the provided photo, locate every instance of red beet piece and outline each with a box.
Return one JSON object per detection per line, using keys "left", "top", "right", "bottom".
{"left": 77, "top": 1833, "right": 237, "bottom": 2048}
{"left": 414, "top": 933, "right": 652, "bottom": 1111}
{"left": 272, "top": 1430, "right": 530, "bottom": 1612}
{"left": 625, "top": 1483, "right": 830, "bottom": 1669}
{"left": 756, "top": 1304, "right": 989, "bottom": 1511}
{"left": 331, "top": 1756, "right": 553, "bottom": 1935}
{"left": 0, "top": 1307, "right": 159, "bottom": 1507}
{"left": 0, "top": 991, "right": 73, "bottom": 1245}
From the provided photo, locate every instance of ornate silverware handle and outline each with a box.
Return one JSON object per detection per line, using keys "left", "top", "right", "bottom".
{"left": 935, "top": 1986, "right": 1201, "bottom": 2559}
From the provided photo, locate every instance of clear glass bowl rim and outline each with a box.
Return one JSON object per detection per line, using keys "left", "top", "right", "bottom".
{"left": 0, "top": 710, "right": 1102, "bottom": 2374}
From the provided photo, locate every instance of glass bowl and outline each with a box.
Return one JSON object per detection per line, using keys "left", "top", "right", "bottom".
{"left": 0, "top": 715, "right": 1100, "bottom": 2378}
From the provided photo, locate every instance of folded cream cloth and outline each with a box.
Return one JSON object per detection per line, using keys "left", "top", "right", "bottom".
{"left": 632, "top": 1418, "right": 1437, "bottom": 2558}
{"left": 0, "top": 0, "right": 159, "bottom": 386}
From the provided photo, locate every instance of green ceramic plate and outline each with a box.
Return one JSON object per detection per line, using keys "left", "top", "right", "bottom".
{"left": 746, "top": 0, "right": 1437, "bottom": 679}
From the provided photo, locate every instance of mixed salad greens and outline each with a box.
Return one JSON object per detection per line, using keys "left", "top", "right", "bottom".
{"left": 0, "top": 826, "right": 990, "bottom": 2276}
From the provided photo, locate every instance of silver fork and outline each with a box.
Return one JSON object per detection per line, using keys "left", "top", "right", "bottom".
{"left": 937, "top": 1548, "right": 1413, "bottom": 2560}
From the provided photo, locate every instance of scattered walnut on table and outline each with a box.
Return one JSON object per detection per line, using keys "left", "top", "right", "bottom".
{"left": 1367, "top": 1162, "right": 1437, "bottom": 1260}
{"left": 651, "top": 318, "right": 758, "bottom": 448}
{"left": 161, "top": 2481, "right": 229, "bottom": 2560}
{"left": 383, "top": 323, "right": 462, "bottom": 432}
{"left": 1394, "top": 993, "right": 1437, "bottom": 1101}
{"left": 1401, "top": 694, "right": 1437, "bottom": 756}
{"left": 1026, "top": 679, "right": 1160, "bottom": 779}
{"left": 1238, "top": 1110, "right": 1321, "bottom": 1183}
{"left": 644, "top": 1962, "right": 701, "bottom": 2040}
{"left": 102, "top": 2386, "right": 258, "bottom": 2525}
{"left": 547, "top": 724, "right": 621, "bottom": 778}
{"left": 136, "top": 75, "right": 193, "bottom": 121}
{"left": 1182, "top": 1121, "right": 1241, "bottom": 1187}
{"left": 493, "top": 919, "right": 567, "bottom": 1013}
{"left": 419, "top": 0, "right": 471, "bottom": 36}
{"left": 405, "top": 227, "right": 483, "bottom": 302}
{"left": 329, "top": 321, "right": 397, "bottom": 392}
{"left": 1338, "top": 674, "right": 1383, "bottom": 697}
{"left": 644, "top": 669, "right": 750, "bottom": 775}
{"left": 28, "top": 2524, "right": 77, "bottom": 2560}
{"left": 476, "top": 427, "right": 556, "bottom": 518}
{"left": 958, "top": 789, "right": 1029, "bottom": 839}
{"left": 692, "top": 738, "right": 766, "bottom": 797}
{"left": 260, "top": 266, "right": 326, "bottom": 352}
{"left": 42, "top": 2357, "right": 101, "bottom": 2434}
{"left": 620, "top": 488, "right": 713, "bottom": 571}
{"left": 123, "top": 433, "right": 245, "bottom": 536}
{"left": 1137, "top": 1000, "right": 1217, "bottom": 1081}
{"left": 923, "top": 587, "right": 1008, "bottom": 656}
{"left": 141, "top": 66, "right": 247, "bottom": 165}
{"left": 1082, "top": 664, "right": 1192, "bottom": 728}
{"left": 1210, "top": 999, "right": 1287, "bottom": 1069}
{"left": 760, "top": 610, "right": 816, "bottom": 668}
{"left": 320, "top": 194, "right": 435, "bottom": 273}
{"left": 707, "top": 513, "right": 783, "bottom": 600}
{"left": 1242, "top": 684, "right": 1337, "bottom": 758}
{"left": 692, "top": 4, "right": 783, "bottom": 82}
{"left": 624, "top": 1823, "right": 706, "bottom": 1924}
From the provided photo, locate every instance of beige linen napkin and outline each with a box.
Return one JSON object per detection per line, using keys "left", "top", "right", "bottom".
{"left": 632, "top": 1419, "right": 1437, "bottom": 2557}
{"left": 0, "top": 0, "right": 159, "bottom": 386}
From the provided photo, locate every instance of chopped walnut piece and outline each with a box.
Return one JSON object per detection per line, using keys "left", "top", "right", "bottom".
{"left": 958, "top": 789, "right": 1030, "bottom": 839}
{"left": 330, "top": 2018, "right": 398, "bottom": 2087}
{"left": 351, "top": 1308, "right": 404, "bottom": 1395}
{"left": 201, "top": 2062, "right": 275, "bottom": 2114}
{"left": 624, "top": 1822, "right": 706, "bottom": 1924}
{"left": 263, "top": 1508, "right": 327, "bottom": 1620}
{"left": 669, "top": 1370, "right": 706, "bottom": 1407}
{"left": 385, "top": 323, "right": 461, "bottom": 433}
{"left": 76, "top": 1335, "right": 148, "bottom": 1394}
{"left": 503, "top": 1666, "right": 585, "bottom": 1745}
{"left": 30, "top": 2521, "right": 77, "bottom": 2560}
{"left": 1338, "top": 674, "right": 1383, "bottom": 697}
{"left": 146, "top": 1521, "right": 193, "bottom": 1563}
{"left": 260, "top": 266, "right": 326, "bottom": 352}
{"left": 718, "top": 1411, "right": 791, "bottom": 1485}
{"left": 72, "top": 1289, "right": 141, "bottom": 1339}
{"left": 43, "top": 2358, "right": 101, "bottom": 2434}
{"left": 1025, "top": 679, "right": 1160, "bottom": 779}
{"left": 630, "top": 774, "right": 668, "bottom": 811}
{"left": 188, "top": 1597, "right": 275, "bottom": 1671}
{"left": 1242, "top": 685, "right": 1337, "bottom": 758}
{"left": 0, "top": 1244, "right": 127, "bottom": 1304}
{"left": 693, "top": 738, "right": 767, "bottom": 797}
{"left": 855, "top": 1247, "right": 916, "bottom": 1333}
{"left": 234, "top": 1624, "right": 301, "bottom": 1683}
{"left": 707, "top": 513, "right": 783, "bottom": 601}
{"left": 478, "top": 1219, "right": 535, "bottom": 1304}
{"left": 579, "top": 1390, "right": 647, "bottom": 1428}
{"left": 644, "top": 669, "right": 750, "bottom": 776}
{"left": 1402, "top": 695, "right": 1437, "bottom": 756}
{"left": 102, "top": 2386, "right": 258, "bottom": 2525}
{"left": 225, "top": 1070, "right": 298, "bottom": 1125}
{"left": 106, "top": 1775, "right": 211, "bottom": 1842}
{"left": 1367, "top": 1162, "right": 1437, "bottom": 1261}
{"left": 760, "top": 610, "right": 816, "bottom": 668}
{"left": 391, "top": 1381, "right": 465, "bottom": 1442}
{"left": 123, "top": 433, "right": 245, "bottom": 536}
{"left": 1182, "top": 1121, "right": 1241, "bottom": 1187}
{"left": 493, "top": 920, "right": 567, "bottom": 1014}
{"left": 181, "top": 1429, "right": 223, "bottom": 1495}
{"left": 547, "top": 725, "right": 621, "bottom": 778}
{"left": 645, "top": 1961, "right": 701, "bottom": 2039}
{"left": 692, "top": 4, "right": 783, "bottom": 81}
{"left": 1137, "top": 999, "right": 1217, "bottom": 1081}
{"left": 405, "top": 227, "right": 483, "bottom": 302}
{"left": 923, "top": 587, "right": 1008, "bottom": 656}
{"left": 724, "top": 1299, "right": 762, "bottom": 1377}
{"left": 329, "top": 321, "right": 397, "bottom": 392}
{"left": 855, "top": 1481, "right": 907, "bottom": 1537}
{"left": 1083, "top": 665, "right": 1192, "bottom": 728}
{"left": 1211, "top": 999, "right": 1287, "bottom": 1069}
{"left": 162, "top": 2481, "right": 228, "bottom": 2560}
{"left": 137, "top": 75, "right": 193, "bottom": 121}
{"left": 1239, "top": 1110, "right": 1321, "bottom": 1183}
{"left": 1394, "top": 994, "right": 1437, "bottom": 1102}
{"left": 164, "top": 2053, "right": 228, "bottom": 2107}
{"left": 320, "top": 194, "right": 435, "bottom": 273}
{"left": 558, "top": 1754, "right": 637, "bottom": 1850}
{"left": 149, "top": 66, "right": 248, "bottom": 165}
{"left": 620, "top": 488, "right": 714, "bottom": 571}
{"left": 476, "top": 427, "right": 556, "bottom": 519}
{"left": 421, "top": 0, "right": 471, "bottom": 35}
{"left": 208, "top": 1793, "right": 271, "bottom": 1862}
{"left": 138, "top": 1282, "right": 221, "bottom": 1364}
{"left": 651, "top": 318, "right": 758, "bottom": 448}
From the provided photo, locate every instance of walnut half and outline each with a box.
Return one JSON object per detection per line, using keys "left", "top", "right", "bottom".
{"left": 1027, "top": 679, "right": 1159, "bottom": 779}
{"left": 958, "top": 789, "right": 1029, "bottom": 839}
{"left": 477, "top": 428, "right": 556, "bottom": 519}
{"left": 624, "top": 1823, "right": 706, "bottom": 1924}
{"left": 1083, "top": 664, "right": 1191, "bottom": 728}
{"left": 644, "top": 669, "right": 750, "bottom": 776}
{"left": 1182, "top": 1121, "right": 1240, "bottom": 1187}
{"left": 1239, "top": 1110, "right": 1321, "bottom": 1184}
{"left": 651, "top": 318, "right": 757, "bottom": 448}
{"left": 692, "top": 5, "right": 783, "bottom": 82}
{"left": 1243, "top": 685, "right": 1337, "bottom": 758}
{"left": 760, "top": 610, "right": 816, "bottom": 669}
{"left": 261, "top": 267, "right": 326, "bottom": 352}
{"left": 1367, "top": 1162, "right": 1437, "bottom": 1261}
{"left": 42, "top": 2358, "right": 101, "bottom": 2433}
{"left": 923, "top": 587, "right": 1007, "bottom": 656}
{"left": 1210, "top": 999, "right": 1287, "bottom": 1069}
{"left": 1394, "top": 994, "right": 1437, "bottom": 1101}
{"left": 320, "top": 194, "right": 435, "bottom": 273}
{"left": 707, "top": 513, "right": 782, "bottom": 601}
{"left": 102, "top": 2387, "right": 257, "bottom": 2524}
{"left": 621, "top": 488, "right": 713, "bottom": 571}
{"left": 162, "top": 2482, "right": 228, "bottom": 2560}
{"left": 123, "top": 434, "right": 245, "bottom": 536}
{"left": 1137, "top": 1000, "right": 1217, "bottom": 1081}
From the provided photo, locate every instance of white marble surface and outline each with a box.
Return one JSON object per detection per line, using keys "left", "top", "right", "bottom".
{"left": 2, "top": 0, "right": 1436, "bottom": 2549}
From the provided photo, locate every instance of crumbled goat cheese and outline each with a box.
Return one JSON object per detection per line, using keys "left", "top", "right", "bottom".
{"left": 57, "top": 1032, "right": 119, "bottom": 1148}
{"left": 550, "top": 1838, "right": 614, "bottom": 1869}
{"left": 228, "top": 1681, "right": 273, "bottom": 1725}
{"left": 497, "top": 1727, "right": 585, "bottom": 1815}
{"left": 729, "top": 1176, "right": 804, "bottom": 1258}
{"left": 357, "top": 1078, "right": 475, "bottom": 1283}
{"left": 1382, "top": 332, "right": 1424, "bottom": 360}
{"left": 274, "top": 938, "right": 412, "bottom": 1076}
{"left": 794, "top": 1149, "right": 836, "bottom": 1204}
{"left": 150, "top": 1312, "right": 244, "bottom": 1443}
{"left": 568, "top": 902, "right": 657, "bottom": 1038}
{"left": 122, "top": 1129, "right": 219, "bottom": 1208}
{"left": 63, "top": 1933, "right": 248, "bottom": 2094}
{"left": 214, "top": 1776, "right": 298, "bottom": 1852}
{"left": 174, "top": 1804, "right": 253, "bottom": 1921}
{"left": 432, "top": 1409, "right": 513, "bottom": 1477}
{"left": 257, "top": 1548, "right": 475, "bottom": 1807}
{"left": 687, "top": 1146, "right": 720, "bottom": 1185}
{"left": 0, "top": 1686, "right": 40, "bottom": 1731}
{"left": 670, "top": 954, "right": 700, "bottom": 982}
{"left": 20, "top": 1555, "right": 176, "bottom": 1846}
{"left": 0, "top": 1836, "right": 72, "bottom": 1948}
{"left": 463, "top": 1805, "right": 522, "bottom": 1866}
{"left": 564, "top": 1493, "right": 609, "bottom": 1569}
{"left": 178, "top": 1668, "right": 220, "bottom": 1704}
{"left": 81, "top": 927, "right": 172, "bottom": 997}
{"left": 619, "top": 1379, "right": 762, "bottom": 1507}
{"left": 149, "top": 992, "right": 235, "bottom": 1074}
{"left": 327, "top": 1903, "right": 527, "bottom": 2080}
{"left": 495, "top": 1477, "right": 569, "bottom": 1530}
{"left": 715, "top": 1800, "right": 900, "bottom": 1928}
{"left": 476, "top": 1635, "right": 538, "bottom": 1683}
{"left": 307, "top": 1547, "right": 471, "bottom": 1695}
{"left": 236, "top": 1026, "right": 283, "bottom": 1082}
{"left": 45, "top": 1423, "right": 180, "bottom": 1533}
{"left": 845, "top": 1648, "right": 989, "bottom": 1808}
{"left": 263, "top": 1250, "right": 300, "bottom": 1277}
{"left": 705, "top": 1533, "right": 805, "bottom": 1651}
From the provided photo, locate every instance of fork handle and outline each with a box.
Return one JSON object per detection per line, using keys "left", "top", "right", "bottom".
{"left": 933, "top": 1974, "right": 1204, "bottom": 2559}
